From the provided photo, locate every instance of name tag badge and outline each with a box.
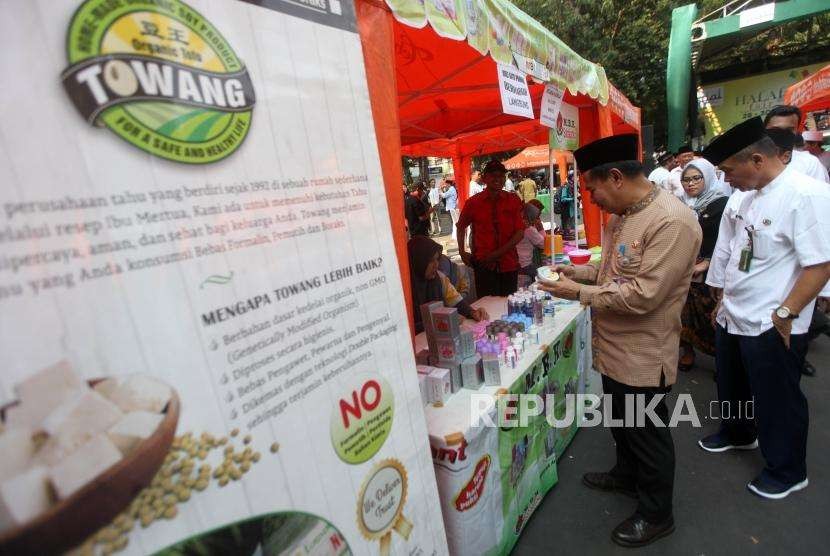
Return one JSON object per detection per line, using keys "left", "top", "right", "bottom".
{"left": 738, "top": 246, "right": 752, "bottom": 272}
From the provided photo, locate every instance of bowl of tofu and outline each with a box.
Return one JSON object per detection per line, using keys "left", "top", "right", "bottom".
{"left": 0, "top": 360, "right": 179, "bottom": 554}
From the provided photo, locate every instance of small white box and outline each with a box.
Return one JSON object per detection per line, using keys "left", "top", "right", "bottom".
{"left": 482, "top": 354, "right": 502, "bottom": 386}
{"left": 427, "top": 368, "right": 451, "bottom": 405}
{"left": 461, "top": 355, "right": 483, "bottom": 389}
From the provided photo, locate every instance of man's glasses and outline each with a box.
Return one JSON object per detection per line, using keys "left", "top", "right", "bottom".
{"left": 680, "top": 175, "right": 705, "bottom": 184}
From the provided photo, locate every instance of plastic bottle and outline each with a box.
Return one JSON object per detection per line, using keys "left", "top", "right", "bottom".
{"left": 533, "top": 293, "right": 544, "bottom": 325}
{"left": 528, "top": 324, "right": 540, "bottom": 345}
{"left": 544, "top": 299, "right": 556, "bottom": 323}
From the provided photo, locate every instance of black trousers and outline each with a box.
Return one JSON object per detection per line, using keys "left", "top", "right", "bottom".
{"left": 715, "top": 324, "right": 809, "bottom": 487}
{"left": 473, "top": 265, "right": 518, "bottom": 297}
{"left": 603, "top": 374, "right": 674, "bottom": 522}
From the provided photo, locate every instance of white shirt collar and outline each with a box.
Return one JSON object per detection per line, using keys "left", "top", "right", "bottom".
{"left": 756, "top": 166, "right": 788, "bottom": 196}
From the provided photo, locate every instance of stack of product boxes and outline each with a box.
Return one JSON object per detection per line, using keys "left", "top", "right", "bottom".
{"left": 417, "top": 303, "right": 491, "bottom": 406}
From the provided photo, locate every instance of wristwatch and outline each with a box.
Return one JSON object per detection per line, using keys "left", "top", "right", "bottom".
{"left": 775, "top": 306, "right": 799, "bottom": 320}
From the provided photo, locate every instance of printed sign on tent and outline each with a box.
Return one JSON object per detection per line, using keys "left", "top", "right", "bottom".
{"left": 497, "top": 63, "right": 534, "bottom": 119}
{"left": 549, "top": 102, "right": 579, "bottom": 151}
{"left": 540, "top": 84, "right": 565, "bottom": 129}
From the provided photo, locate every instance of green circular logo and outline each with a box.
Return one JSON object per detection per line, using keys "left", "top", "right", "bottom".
{"left": 63, "top": 0, "right": 254, "bottom": 163}
{"left": 330, "top": 375, "right": 394, "bottom": 464}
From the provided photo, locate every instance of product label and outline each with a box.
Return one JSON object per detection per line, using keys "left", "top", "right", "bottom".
{"left": 63, "top": 0, "right": 254, "bottom": 163}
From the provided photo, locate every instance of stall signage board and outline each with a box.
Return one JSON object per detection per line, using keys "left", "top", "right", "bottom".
{"left": 549, "top": 102, "right": 579, "bottom": 151}
{"left": 540, "top": 84, "right": 565, "bottom": 129}
{"left": 0, "top": 1, "right": 447, "bottom": 554}
{"left": 497, "top": 63, "right": 535, "bottom": 119}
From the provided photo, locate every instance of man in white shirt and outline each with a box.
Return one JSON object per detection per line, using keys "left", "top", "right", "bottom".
{"left": 803, "top": 130, "right": 830, "bottom": 172}
{"left": 427, "top": 179, "right": 442, "bottom": 235}
{"left": 469, "top": 170, "right": 484, "bottom": 197}
{"left": 764, "top": 105, "right": 830, "bottom": 183}
{"left": 504, "top": 172, "right": 516, "bottom": 192}
{"left": 647, "top": 152, "right": 675, "bottom": 188}
{"left": 665, "top": 145, "right": 694, "bottom": 198}
{"left": 699, "top": 116, "right": 830, "bottom": 500}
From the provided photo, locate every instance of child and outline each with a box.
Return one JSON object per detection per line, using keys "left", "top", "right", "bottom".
{"left": 516, "top": 203, "right": 546, "bottom": 287}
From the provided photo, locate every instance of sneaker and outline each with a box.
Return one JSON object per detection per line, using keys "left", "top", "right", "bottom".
{"left": 698, "top": 432, "right": 758, "bottom": 453}
{"left": 747, "top": 476, "right": 808, "bottom": 500}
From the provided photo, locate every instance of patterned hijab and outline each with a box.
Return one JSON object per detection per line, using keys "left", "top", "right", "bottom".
{"left": 681, "top": 158, "right": 724, "bottom": 213}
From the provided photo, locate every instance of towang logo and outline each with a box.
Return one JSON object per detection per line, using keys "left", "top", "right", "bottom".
{"left": 63, "top": 0, "right": 255, "bottom": 163}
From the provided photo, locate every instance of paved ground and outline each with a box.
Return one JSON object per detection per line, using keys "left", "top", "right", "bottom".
{"left": 514, "top": 334, "right": 830, "bottom": 554}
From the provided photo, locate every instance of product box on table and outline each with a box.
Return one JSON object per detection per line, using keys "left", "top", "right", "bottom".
{"left": 430, "top": 306, "right": 461, "bottom": 338}
{"left": 420, "top": 301, "right": 443, "bottom": 354}
{"left": 461, "top": 354, "right": 483, "bottom": 389}
{"left": 436, "top": 357, "right": 463, "bottom": 393}
{"left": 436, "top": 336, "right": 462, "bottom": 361}
{"left": 427, "top": 368, "right": 451, "bottom": 405}
{"left": 415, "top": 349, "right": 432, "bottom": 366}
{"left": 459, "top": 329, "right": 476, "bottom": 358}
{"left": 482, "top": 353, "right": 501, "bottom": 386}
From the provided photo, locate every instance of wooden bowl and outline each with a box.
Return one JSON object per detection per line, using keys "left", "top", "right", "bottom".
{"left": 0, "top": 379, "right": 180, "bottom": 554}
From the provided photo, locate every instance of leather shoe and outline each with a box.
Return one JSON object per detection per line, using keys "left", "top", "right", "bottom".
{"left": 611, "top": 514, "right": 675, "bottom": 547}
{"left": 582, "top": 472, "right": 637, "bottom": 498}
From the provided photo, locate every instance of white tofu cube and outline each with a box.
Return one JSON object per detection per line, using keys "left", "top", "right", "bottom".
{"left": 5, "top": 360, "right": 88, "bottom": 431}
{"left": 0, "top": 466, "right": 52, "bottom": 534}
{"left": 48, "top": 435, "right": 121, "bottom": 500}
{"left": 107, "top": 375, "right": 171, "bottom": 413}
{"left": 35, "top": 390, "right": 123, "bottom": 466}
{"left": 15, "top": 360, "right": 83, "bottom": 401}
{"left": 0, "top": 428, "right": 35, "bottom": 482}
{"left": 92, "top": 377, "right": 120, "bottom": 400}
{"left": 108, "top": 411, "right": 163, "bottom": 455}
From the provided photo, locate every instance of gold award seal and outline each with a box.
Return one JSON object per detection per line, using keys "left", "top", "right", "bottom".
{"left": 356, "top": 459, "right": 412, "bottom": 555}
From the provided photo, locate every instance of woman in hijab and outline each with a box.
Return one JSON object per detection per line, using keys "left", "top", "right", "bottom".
{"left": 678, "top": 158, "right": 729, "bottom": 372}
{"left": 408, "top": 236, "right": 488, "bottom": 333}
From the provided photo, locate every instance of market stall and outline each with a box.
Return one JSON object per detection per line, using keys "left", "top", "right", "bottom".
{"left": 783, "top": 63, "right": 830, "bottom": 130}
{"left": 415, "top": 297, "right": 593, "bottom": 555}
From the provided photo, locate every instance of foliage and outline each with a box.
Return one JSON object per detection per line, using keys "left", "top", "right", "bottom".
{"left": 513, "top": 0, "right": 829, "bottom": 147}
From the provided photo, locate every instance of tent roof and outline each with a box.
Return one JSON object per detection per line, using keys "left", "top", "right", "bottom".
{"left": 783, "top": 63, "right": 830, "bottom": 116}
{"left": 502, "top": 145, "right": 573, "bottom": 170}
{"left": 388, "top": 0, "right": 621, "bottom": 146}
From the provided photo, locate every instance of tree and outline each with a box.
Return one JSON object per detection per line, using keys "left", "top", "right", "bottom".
{"left": 513, "top": 0, "right": 829, "bottom": 147}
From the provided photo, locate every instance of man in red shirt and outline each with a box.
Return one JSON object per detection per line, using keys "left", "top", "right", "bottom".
{"left": 457, "top": 160, "right": 525, "bottom": 296}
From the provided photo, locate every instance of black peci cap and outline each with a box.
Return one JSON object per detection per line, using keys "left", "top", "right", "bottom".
{"left": 574, "top": 134, "right": 639, "bottom": 172}
{"left": 702, "top": 116, "right": 767, "bottom": 166}
{"left": 657, "top": 152, "right": 674, "bottom": 165}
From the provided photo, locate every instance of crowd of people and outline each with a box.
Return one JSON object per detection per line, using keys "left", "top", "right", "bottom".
{"left": 403, "top": 103, "right": 830, "bottom": 548}
{"left": 542, "top": 109, "right": 829, "bottom": 545}
{"left": 404, "top": 169, "right": 550, "bottom": 241}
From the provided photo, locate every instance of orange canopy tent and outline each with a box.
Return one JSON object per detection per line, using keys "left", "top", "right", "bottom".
{"left": 502, "top": 145, "right": 572, "bottom": 186}
{"left": 353, "top": 0, "right": 640, "bottom": 323}
{"left": 503, "top": 145, "right": 572, "bottom": 170}
{"left": 783, "top": 63, "right": 830, "bottom": 127}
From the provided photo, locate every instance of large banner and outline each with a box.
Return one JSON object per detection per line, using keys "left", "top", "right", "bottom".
{"left": 0, "top": 1, "right": 447, "bottom": 555}
{"left": 698, "top": 62, "right": 829, "bottom": 141}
